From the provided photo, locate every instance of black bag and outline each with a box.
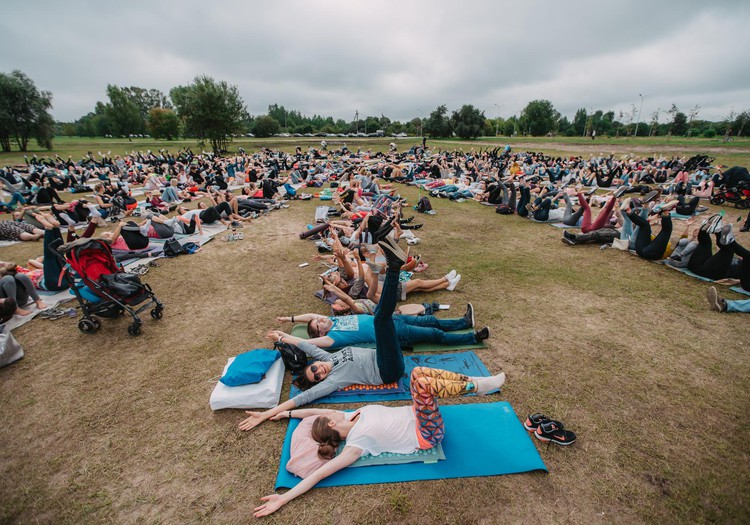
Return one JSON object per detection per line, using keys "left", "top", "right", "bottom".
{"left": 496, "top": 204, "right": 513, "bottom": 215}
{"left": 163, "top": 238, "right": 185, "bottom": 257}
{"left": 274, "top": 341, "right": 307, "bottom": 376}
{"left": 416, "top": 196, "right": 432, "bottom": 213}
{"left": 100, "top": 272, "right": 143, "bottom": 298}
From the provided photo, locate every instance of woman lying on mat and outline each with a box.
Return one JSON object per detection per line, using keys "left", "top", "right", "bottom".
{"left": 252, "top": 239, "right": 505, "bottom": 517}
{"left": 238, "top": 238, "right": 484, "bottom": 433}
{"left": 688, "top": 218, "right": 750, "bottom": 291}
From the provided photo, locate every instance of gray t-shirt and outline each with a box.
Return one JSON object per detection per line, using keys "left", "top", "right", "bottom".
{"left": 291, "top": 340, "right": 383, "bottom": 407}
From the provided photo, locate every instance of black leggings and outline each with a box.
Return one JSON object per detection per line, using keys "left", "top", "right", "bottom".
{"left": 43, "top": 229, "right": 68, "bottom": 291}
{"left": 629, "top": 212, "right": 673, "bottom": 260}
{"left": 688, "top": 230, "right": 750, "bottom": 287}
{"left": 374, "top": 264, "right": 404, "bottom": 384}
{"left": 675, "top": 195, "right": 699, "bottom": 216}
{"left": 517, "top": 186, "right": 531, "bottom": 217}
{"left": 199, "top": 201, "right": 232, "bottom": 223}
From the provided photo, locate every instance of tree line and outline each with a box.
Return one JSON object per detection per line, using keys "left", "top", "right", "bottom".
{"left": 2, "top": 69, "right": 749, "bottom": 153}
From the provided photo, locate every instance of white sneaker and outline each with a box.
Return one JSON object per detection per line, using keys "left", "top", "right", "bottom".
{"left": 445, "top": 270, "right": 457, "bottom": 281}
{"left": 407, "top": 237, "right": 421, "bottom": 245}
{"left": 447, "top": 274, "right": 461, "bottom": 291}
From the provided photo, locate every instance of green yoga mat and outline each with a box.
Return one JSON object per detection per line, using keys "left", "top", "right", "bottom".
{"left": 289, "top": 321, "right": 486, "bottom": 352}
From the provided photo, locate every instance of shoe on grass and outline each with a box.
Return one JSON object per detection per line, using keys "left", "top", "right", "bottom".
{"left": 523, "top": 413, "right": 550, "bottom": 432}
{"left": 474, "top": 326, "right": 490, "bottom": 342}
{"left": 535, "top": 420, "right": 576, "bottom": 446}
{"left": 447, "top": 274, "right": 461, "bottom": 291}
{"left": 706, "top": 286, "right": 727, "bottom": 312}
{"left": 561, "top": 237, "right": 576, "bottom": 246}
{"left": 463, "top": 303, "right": 475, "bottom": 328}
{"left": 445, "top": 269, "right": 457, "bottom": 281}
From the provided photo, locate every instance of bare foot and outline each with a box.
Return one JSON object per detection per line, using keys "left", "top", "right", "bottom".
{"left": 35, "top": 300, "right": 48, "bottom": 310}
{"left": 15, "top": 308, "right": 32, "bottom": 316}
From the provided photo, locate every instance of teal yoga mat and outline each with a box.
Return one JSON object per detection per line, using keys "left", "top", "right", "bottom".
{"left": 289, "top": 321, "right": 486, "bottom": 352}
{"left": 274, "top": 401, "right": 547, "bottom": 489}
{"left": 288, "top": 350, "right": 495, "bottom": 404}
{"left": 731, "top": 286, "right": 750, "bottom": 297}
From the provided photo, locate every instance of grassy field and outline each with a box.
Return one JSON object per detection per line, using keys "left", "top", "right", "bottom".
{"left": 2, "top": 135, "right": 750, "bottom": 168}
{"left": 1, "top": 138, "right": 749, "bottom": 524}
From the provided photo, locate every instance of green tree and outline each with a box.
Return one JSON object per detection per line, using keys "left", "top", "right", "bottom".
{"left": 253, "top": 115, "right": 281, "bottom": 138}
{"left": 147, "top": 107, "right": 180, "bottom": 140}
{"left": 105, "top": 85, "right": 143, "bottom": 137}
{"left": 451, "top": 105, "right": 485, "bottom": 140}
{"left": 519, "top": 100, "right": 560, "bottom": 136}
{"left": 170, "top": 76, "right": 247, "bottom": 152}
{"left": 0, "top": 70, "right": 55, "bottom": 151}
{"left": 672, "top": 111, "right": 688, "bottom": 136}
{"left": 423, "top": 105, "right": 452, "bottom": 138}
{"left": 572, "top": 108, "right": 587, "bottom": 136}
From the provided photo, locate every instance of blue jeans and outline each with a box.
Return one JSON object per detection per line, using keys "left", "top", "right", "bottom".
{"left": 726, "top": 299, "right": 750, "bottom": 313}
{"left": 0, "top": 191, "right": 26, "bottom": 210}
{"left": 394, "top": 315, "right": 473, "bottom": 347}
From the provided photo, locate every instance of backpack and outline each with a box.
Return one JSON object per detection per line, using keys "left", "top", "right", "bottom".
{"left": 496, "top": 204, "right": 513, "bottom": 215}
{"left": 274, "top": 341, "right": 307, "bottom": 376}
{"left": 416, "top": 196, "right": 432, "bottom": 213}
{"left": 163, "top": 238, "right": 185, "bottom": 257}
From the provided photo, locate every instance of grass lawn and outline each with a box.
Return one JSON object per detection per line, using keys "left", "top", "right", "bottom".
{"left": 0, "top": 138, "right": 749, "bottom": 524}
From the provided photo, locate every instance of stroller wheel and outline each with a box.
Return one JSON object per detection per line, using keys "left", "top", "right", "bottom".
{"left": 150, "top": 307, "right": 163, "bottom": 320}
{"left": 737, "top": 200, "right": 750, "bottom": 210}
{"left": 127, "top": 323, "right": 142, "bottom": 336}
{"left": 78, "top": 318, "right": 100, "bottom": 334}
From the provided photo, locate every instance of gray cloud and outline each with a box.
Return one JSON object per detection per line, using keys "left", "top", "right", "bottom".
{"left": 1, "top": 0, "right": 748, "bottom": 124}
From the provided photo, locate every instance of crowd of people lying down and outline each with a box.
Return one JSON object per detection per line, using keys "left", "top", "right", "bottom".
{"left": 2, "top": 143, "right": 747, "bottom": 516}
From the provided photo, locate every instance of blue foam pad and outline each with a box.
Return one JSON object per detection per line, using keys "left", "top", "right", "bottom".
{"left": 550, "top": 222, "right": 577, "bottom": 229}
{"left": 731, "top": 286, "right": 750, "bottom": 297}
{"left": 289, "top": 351, "right": 494, "bottom": 404}
{"left": 275, "top": 401, "right": 547, "bottom": 489}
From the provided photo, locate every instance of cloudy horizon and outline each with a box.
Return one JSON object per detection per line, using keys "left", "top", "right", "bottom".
{"left": 2, "top": 0, "right": 749, "bottom": 125}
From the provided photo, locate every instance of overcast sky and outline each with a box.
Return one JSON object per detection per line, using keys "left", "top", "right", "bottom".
{"left": 2, "top": 0, "right": 749, "bottom": 124}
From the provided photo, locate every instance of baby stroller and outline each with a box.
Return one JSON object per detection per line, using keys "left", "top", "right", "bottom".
{"left": 54, "top": 238, "right": 164, "bottom": 336}
{"left": 710, "top": 180, "right": 750, "bottom": 209}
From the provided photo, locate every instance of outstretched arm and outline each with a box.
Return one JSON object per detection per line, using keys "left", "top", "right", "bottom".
{"left": 276, "top": 313, "right": 326, "bottom": 324}
{"left": 254, "top": 446, "right": 362, "bottom": 517}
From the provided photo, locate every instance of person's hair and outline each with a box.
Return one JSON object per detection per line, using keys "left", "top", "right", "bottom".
{"left": 94, "top": 183, "right": 103, "bottom": 192}
{"left": 0, "top": 297, "right": 17, "bottom": 324}
{"left": 0, "top": 262, "right": 18, "bottom": 278}
{"left": 291, "top": 367, "right": 318, "bottom": 391}
{"left": 306, "top": 320, "right": 319, "bottom": 338}
{"left": 311, "top": 416, "right": 342, "bottom": 460}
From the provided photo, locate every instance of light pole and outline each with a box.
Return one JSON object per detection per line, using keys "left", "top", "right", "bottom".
{"left": 634, "top": 94, "right": 645, "bottom": 138}
{"left": 417, "top": 108, "right": 423, "bottom": 138}
{"left": 494, "top": 104, "right": 504, "bottom": 136}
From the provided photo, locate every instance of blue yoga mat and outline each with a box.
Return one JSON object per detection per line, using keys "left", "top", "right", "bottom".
{"left": 289, "top": 351, "right": 494, "bottom": 404}
{"left": 274, "top": 401, "right": 547, "bottom": 489}
{"left": 731, "top": 286, "right": 750, "bottom": 297}
{"left": 550, "top": 222, "right": 577, "bottom": 229}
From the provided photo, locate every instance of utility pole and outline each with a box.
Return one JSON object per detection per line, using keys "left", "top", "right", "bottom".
{"left": 494, "top": 104, "right": 504, "bottom": 136}
{"left": 634, "top": 94, "right": 645, "bottom": 138}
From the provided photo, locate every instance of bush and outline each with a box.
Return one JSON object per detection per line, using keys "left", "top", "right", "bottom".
{"left": 565, "top": 129, "right": 577, "bottom": 137}
{"left": 703, "top": 128, "right": 717, "bottom": 138}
